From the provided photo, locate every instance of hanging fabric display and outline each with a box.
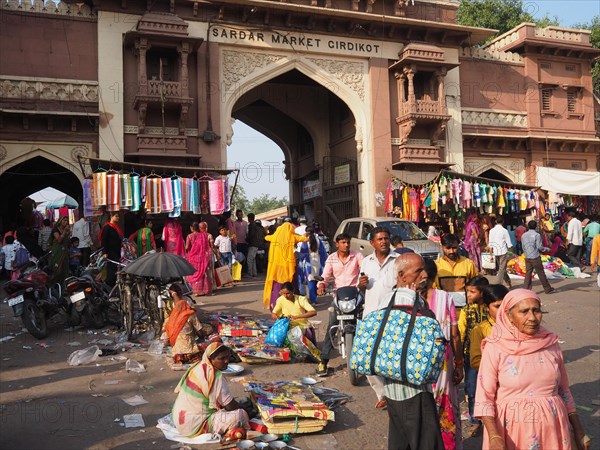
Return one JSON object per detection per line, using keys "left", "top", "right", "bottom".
{"left": 145, "top": 177, "right": 162, "bottom": 214}
{"left": 199, "top": 180, "right": 210, "bottom": 214}
{"left": 180, "top": 178, "right": 192, "bottom": 212}
{"left": 140, "top": 176, "right": 147, "bottom": 204}
{"left": 119, "top": 173, "right": 133, "bottom": 209}
{"left": 106, "top": 173, "right": 120, "bottom": 212}
{"left": 130, "top": 174, "right": 140, "bottom": 212}
{"left": 92, "top": 171, "right": 107, "bottom": 207}
{"left": 82, "top": 178, "right": 94, "bottom": 217}
{"left": 169, "top": 177, "right": 182, "bottom": 218}
{"left": 161, "top": 178, "right": 174, "bottom": 212}
{"left": 223, "top": 177, "right": 231, "bottom": 212}
{"left": 209, "top": 179, "right": 224, "bottom": 215}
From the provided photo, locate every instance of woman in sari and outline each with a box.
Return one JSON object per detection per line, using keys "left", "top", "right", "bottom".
{"left": 263, "top": 222, "right": 307, "bottom": 310}
{"left": 421, "top": 259, "right": 463, "bottom": 450}
{"left": 464, "top": 213, "right": 482, "bottom": 272}
{"left": 48, "top": 217, "right": 71, "bottom": 285}
{"left": 185, "top": 222, "right": 200, "bottom": 253}
{"left": 187, "top": 223, "right": 218, "bottom": 296}
{"left": 163, "top": 218, "right": 185, "bottom": 257}
{"left": 129, "top": 219, "right": 156, "bottom": 257}
{"left": 296, "top": 227, "right": 328, "bottom": 304}
{"left": 162, "top": 284, "right": 214, "bottom": 364}
{"left": 172, "top": 342, "right": 250, "bottom": 437}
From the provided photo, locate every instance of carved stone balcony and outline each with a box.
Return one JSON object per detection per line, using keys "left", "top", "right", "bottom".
{"left": 134, "top": 80, "right": 192, "bottom": 109}
{"left": 398, "top": 100, "right": 449, "bottom": 120}
{"left": 136, "top": 134, "right": 188, "bottom": 156}
{"left": 392, "top": 144, "right": 453, "bottom": 170}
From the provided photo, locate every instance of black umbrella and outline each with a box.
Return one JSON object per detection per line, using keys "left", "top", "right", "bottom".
{"left": 123, "top": 251, "right": 195, "bottom": 279}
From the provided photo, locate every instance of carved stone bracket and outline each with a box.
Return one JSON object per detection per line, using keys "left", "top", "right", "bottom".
{"left": 307, "top": 57, "right": 366, "bottom": 101}
{"left": 397, "top": 119, "right": 416, "bottom": 145}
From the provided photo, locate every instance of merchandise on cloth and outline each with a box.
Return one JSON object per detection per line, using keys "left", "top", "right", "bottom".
{"left": 222, "top": 336, "right": 291, "bottom": 364}
{"left": 213, "top": 314, "right": 267, "bottom": 338}
{"left": 244, "top": 381, "right": 334, "bottom": 434}
{"left": 507, "top": 254, "right": 582, "bottom": 278}
{"left": 350, "top": 288, "right": 446, "bottom": 385}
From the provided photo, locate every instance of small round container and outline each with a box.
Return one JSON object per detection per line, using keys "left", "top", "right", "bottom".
{"left": 255, "top": 443, "right": 269, "bottom": 449}
{"left": 300, "top": 377, "right": 317, "bottom": 385}
{"left": 237, "top": 440, "right": 256, "bottom": 450}
{"left": 269, "top": 441, "right": 287, "bottom": 449}
{"left": 261, "top": 434, "right": 278, "bottom": 443}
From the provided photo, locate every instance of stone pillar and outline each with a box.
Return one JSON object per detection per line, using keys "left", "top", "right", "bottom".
{"left": 137, "top": 38, "right": 149, "bottom": 96}
{"left": 436, "top": 68, "right": 447, "bottom": 112}
{"left": 178, "top": 42, "right": 190, "bottom": 98}
{"left": 404, "top": 66, "right": 416, "bottom": 113}
{"left": 394, "top": 71, "right": 406, "bottom": 116}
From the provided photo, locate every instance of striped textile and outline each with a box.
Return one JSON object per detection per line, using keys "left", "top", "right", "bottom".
{"left": 161, "top": 178, "right": 174, "bottom": 212}
{"left": 119, "top": 174, "right": 133, "bottom": 209}
{"left": 130, "top": 175, "right": 141, "bottom": 211}
{"left": 92, "top": 171, "right": 107, "bottom": 207}
{"left": 106, "top": 173, "right": 120, "bottom": 212}
{"left": 145, "top": 177, "right": 162, "bottom": 214}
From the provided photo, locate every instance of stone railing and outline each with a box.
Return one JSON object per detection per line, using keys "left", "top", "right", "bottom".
{"left": 397, "top": 145, "right": 440, "bottom": 162}
{"left": 0, "top": 76, "right": 98, "bottom": 102}
{"left": 486, "top": 31, "right": 521, "bottom": 51}
{"left": 400, "top": 100, "right": 444, "bottom": 116}
{"left": 148, "top": 80, "right": 181, "bottom": 97}
{"left": 534, "top": 27, "right": 583, "bottom": 42}
{"left": 125, "top": 125, "right": 198, "bottom": 136}
{"left": 461, "top": 109, "right": 528, "bottom": 128}
{"left": 137, "top": 135, "right": 187, "bottom": 152}
{"left": 0, "top": 0, "right": 95, "bottom": 17}
{"left": 460, "top": 47, "right": 524, "bottom": 64}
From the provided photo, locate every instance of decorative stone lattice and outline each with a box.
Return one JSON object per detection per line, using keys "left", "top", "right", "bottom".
{"left": 534, "top": 27, "right": 583, "bottom": 42}
{"left": 460, "top": 47, "right": 523, "bottom": 64}
{"left": 0, "top": 77, "right": 98, "bottom": 102}
{"left": 307, "top": 57, "right": 366, "bottom": 101}
{"left": 0, "top": 0, "right": 96, "bottom": 18}
{"left": 461, "top": 109, "right": 528, "bottom": 128}
{"left": 222, "top": 51, "right": 286, "bottom": 91}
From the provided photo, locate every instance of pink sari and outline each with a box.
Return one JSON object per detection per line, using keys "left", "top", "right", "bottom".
{"left": 187, "top": 231, "right": 212, "bottom": 295}
{"left": 163, "top": 219, "right": 186, "bottom": 257}
{"left": 464, "top": 214, "right": 481, "bottom": 271}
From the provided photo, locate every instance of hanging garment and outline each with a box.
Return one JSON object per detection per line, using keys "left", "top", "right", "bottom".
{"left": 402, "top": 186, "right": 410, "bottom": 219}
{"left": 106, "top": 173, "right": 120, "bottom": 212}
{"left": 92, "top": 171, "right": 107, "bottom": 207}
{"left": 223, "top": 177, "right": 231, "bottom": 212}
{"left": 161, "top": 178, "right": 174, "bottom": 212}
{"left": 451, "top": 178, "right": 462, "bottom": 211}
{"left": 409, "top": 188, "right": 419, "bottom": 222}
{"left": 180, "top": 178, "right": 192, "bottom": 212}
{"left": 419, "top": 187, "right": 427, "bottom": 214}
{"left": 145, "top": 177, "right": 162, "bottom": 214}
{"left": 473, "top": 182, "right": 481, "bottom": 208}
{"left": 462, "top": 180, "right": 472, "bottom": 209}
{"left": 385, "top": 180, "right": 393, "bottom": 213}
{"left": 194, "top": 179, "right": 203, "bottom": 214}
{"left": 83, "top": 178, "right": 94, "bottom": 217}
{"left": 130, "top": 174, "right": 140, "bottom": 212}
{"left": 209, "top": 179, "right": 225, "bottom": 215}
{"left": 431, "top": 182, "right": 439, "bottom": 213}
{"left": 423, "top": 186, "right": 432, "bottom": 210}
{"left": 520, "top": 190, "right": 528, "bottom": 210}
{"left": 119, "top": 174, "right": 133, "bottom": 209}
{"left": 439, "top": 176, "right": 448, "bottom": 205}
{"left": 169, "top": 177, "right": 182, "bottom": 218}
{"left": 497, "top": 186, "right": 505, "bottom": 215}
{"left": 140, "top": 176, "right": 147, "bottom": 204}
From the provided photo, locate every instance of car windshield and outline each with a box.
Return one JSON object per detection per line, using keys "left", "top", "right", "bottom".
{"left": 376, "top": 221, "right": 428, "bottom": 241}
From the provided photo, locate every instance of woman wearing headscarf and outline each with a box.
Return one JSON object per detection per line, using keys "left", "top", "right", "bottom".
{"left": 474, "top": 289, "right": 590, "bottom": 450}
{"left": 171, "top": 342, "right": 250, "bottom": 437}
{"left": 48, "top": 217, "right": 71, "bottom": 285}
{"left": 162, "top": 283, "right": 214, "bottom": 364}
{"left": 187, "top": 222, "right": 218, "bottom": 296}
{"left": 262, "top": 222, "right": 307, "bottom": 310}
{"left": 296, "top": 226, "right": 328, "bottom": 304}
{"left": 163, "top": 218, "right": 185, "bottom": 257}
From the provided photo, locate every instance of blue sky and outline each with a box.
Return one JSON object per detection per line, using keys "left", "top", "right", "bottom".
{"left": 533, "top": 0, "right": 599, "bottom": 26}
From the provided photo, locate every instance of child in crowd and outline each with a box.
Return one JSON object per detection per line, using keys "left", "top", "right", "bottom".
{"left": 469, "top": 284, "right": 509, "bottom": 370}
{"left": 69, "top": 237, "right": 81, "bottom": 275}
{"left": 1, "top": 236, "right": 16, "bottom": 280}
{"left": 214, "top": 226, "right": 233, "bottom": 269}
{"left": 458, "top": 275, "right": 490, "bottom": 436}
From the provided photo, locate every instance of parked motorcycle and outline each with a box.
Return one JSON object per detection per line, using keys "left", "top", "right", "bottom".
{"left": 63, "top": 250, "right": 109, "bottom": 329}
{"left": 4, "top": 254, "right": 63, "bottom": 339}
{"left": 328, "top": 285, "right": 364, "bottom": 386}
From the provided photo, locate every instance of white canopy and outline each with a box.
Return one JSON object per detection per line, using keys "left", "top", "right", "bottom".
{"left": 536, "top": 166, "right": 600, "bottom": 196}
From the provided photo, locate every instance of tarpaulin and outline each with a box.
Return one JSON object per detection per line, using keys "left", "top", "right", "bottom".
{"left": 536, "top": 166, "right": 600, "bottom": 196}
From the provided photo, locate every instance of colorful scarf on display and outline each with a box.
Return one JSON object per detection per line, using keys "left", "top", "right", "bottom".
{"left": 92, "top": 171, "right": 107, "bottom": 207}
{"left": 119, "top": 174, "right": 133, "bottom": 209}
{"left": 145, "top": 177, "right": 161, "bottom": 214}
{"left": 223, "top": 177, "right": 230, "bottom": 212}
{"left": 83, "top": 178, "right": 94, "bottom": 217}
{"left": 209, "top": 179, "right": 224, "bottom": 215}
{"left": 161, "top": 178, "right": 174, "bottom": 212}
{"left": 199, "top": 180, "right": 209, "bottom": 215}
{"left": 169, "top": 177, "right": 182, "bottom": 218}
{"left": 181, "top": 178, "right": 193, "bottom": 212}
{"left": 106, "top": 173, "right": 120, "bottom": 212}
{"left": 130, "top": 175, "right": 141, "bottom": 212}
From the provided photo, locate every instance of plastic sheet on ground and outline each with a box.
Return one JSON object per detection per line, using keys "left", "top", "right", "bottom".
{"left": 123, "top": 413, "right": 146, "bottom": 428}
{"left": 156, "top": 414, "right": 221, "bottom": 444}
{"left": 122, "top": 395, "right": 149, "bottom": 406}
{"left": 67, "top": 345, "right": 102, "bottom": 366}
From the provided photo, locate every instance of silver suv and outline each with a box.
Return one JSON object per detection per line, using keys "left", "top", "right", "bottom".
{"left": 335, "top": 217, "right": 441, "bottom": 259}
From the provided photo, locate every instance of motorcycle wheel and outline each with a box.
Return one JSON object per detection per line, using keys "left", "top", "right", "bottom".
{"left": 21, "top": 300, "right": 48, "bottom": 339}
{"left": 345, "top": 332, "right": 360, "bottom": 386}
{"left": 146, "top": 286, "right": 163, "bottom": 336}
{"left": 121, "top": 285, "right": 134, "bottom": 340}
{"left": 84, "top": 302, "right": 105, "bottom": 329}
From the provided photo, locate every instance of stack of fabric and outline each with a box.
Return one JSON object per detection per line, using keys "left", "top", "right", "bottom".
{"left": 244, "top": 381, "right": 335, "bottom": 434}
{"left": 222, "top": 336, "right": 291, "bottom": 363}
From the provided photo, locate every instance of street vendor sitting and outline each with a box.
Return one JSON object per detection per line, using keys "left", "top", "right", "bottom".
{"left": 271, "top": 282, "right": 317, "bottom": 344}
{"left": 172, "top": 342, "right": 250, "bottom": 437}
{"left": 162, "top": 283, "right": 215, "bottom": 364}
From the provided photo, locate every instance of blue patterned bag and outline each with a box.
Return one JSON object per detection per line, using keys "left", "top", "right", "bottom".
{"left": 265, "top": 318, "right": 290, "bottom": 347}
{"left": 349, "top": 291, "right": 446, "bottom": 385}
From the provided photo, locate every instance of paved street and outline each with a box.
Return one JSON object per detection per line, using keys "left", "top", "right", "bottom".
{"left": 0, "top": 275, "right": 598, "bottom": 450}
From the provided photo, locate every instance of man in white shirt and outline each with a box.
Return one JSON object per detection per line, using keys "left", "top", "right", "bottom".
{"left": 357, "top": 227, "right": 399, "bottom": 409}
{"left": 487, "top": 216, "right": 514, "bottom": 289}
{"left": 566, "top": 210, "right": 583, "bottom": 268}
{"left": 294, "top": 216, "right": 308, "bottom": 236}
{"left": 72, "top": 216, "right": 93, "bottom": 267}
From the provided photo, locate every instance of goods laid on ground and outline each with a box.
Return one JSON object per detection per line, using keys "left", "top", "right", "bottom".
{"left": 244, "top": 381, "right": 334, "bottom": 434}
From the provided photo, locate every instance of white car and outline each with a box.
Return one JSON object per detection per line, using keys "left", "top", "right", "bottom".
{"left": 335, "top": 217, "right": 441, "bottom": 259}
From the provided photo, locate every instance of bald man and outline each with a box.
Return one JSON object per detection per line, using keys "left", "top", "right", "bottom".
{"left": 373, "top": 253, "right": 444, "bottom": 450}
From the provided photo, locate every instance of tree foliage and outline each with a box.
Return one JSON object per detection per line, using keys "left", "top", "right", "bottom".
{"left": 457, "top": 0, "right": 559, "bottom": 43}
{"left": 573, "top": 16, "right": 600, "bottom": 96}
{"left": 229, "top": 184, "right": 288, "bottom": 215}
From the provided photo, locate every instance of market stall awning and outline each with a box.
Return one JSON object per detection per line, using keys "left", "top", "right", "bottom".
{"left": 536, "top": 166, "right": 600, "bottom": 196}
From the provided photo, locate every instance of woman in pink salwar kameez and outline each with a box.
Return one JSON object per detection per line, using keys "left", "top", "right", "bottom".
{"left": 475, "top": 289, "right": 590, "bottom": 450}
{"left": 163, "top": 218, "right": 186, "bottom": 257}
{"left": 187, "top": 222, "right": 217, "bottom": 296}
{"left": 464, "top": 214, "right": 482, "bottom": 272}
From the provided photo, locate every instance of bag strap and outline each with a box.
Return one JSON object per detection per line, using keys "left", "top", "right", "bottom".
{"left": 400, "top": 292, "right": 420, "bottom": 381}
{"left": 369, "top": 291, "right": 397, "bottom": 374}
